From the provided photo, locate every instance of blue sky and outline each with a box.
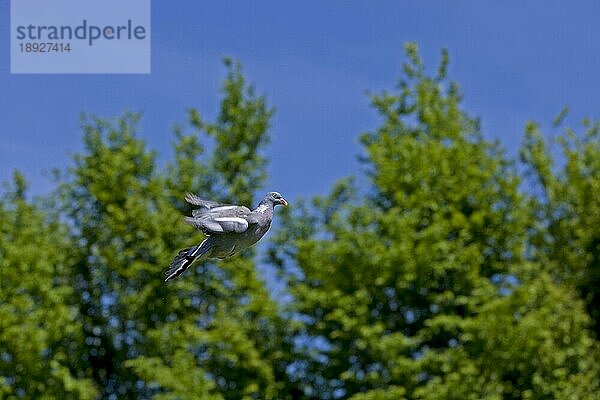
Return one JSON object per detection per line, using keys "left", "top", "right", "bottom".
{"left": 1, "top": 1, "right": 600, "bottom": 202}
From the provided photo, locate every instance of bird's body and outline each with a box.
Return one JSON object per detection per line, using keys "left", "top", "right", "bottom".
{"left": 164, "top": 191, "right": 287, "bottom": 281}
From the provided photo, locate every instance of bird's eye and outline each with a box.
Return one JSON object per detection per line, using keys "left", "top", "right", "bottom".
{"left": 273, "top": 193, "right": 280, "bottom": 199}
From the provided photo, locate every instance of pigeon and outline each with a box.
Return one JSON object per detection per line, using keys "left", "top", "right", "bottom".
{"left": 164, "top": 191, "right": 288, "bottom": 281}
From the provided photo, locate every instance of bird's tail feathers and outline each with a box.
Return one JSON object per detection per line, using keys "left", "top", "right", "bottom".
{"left": 164, "top": 240, "right": 210, "bottom": 282}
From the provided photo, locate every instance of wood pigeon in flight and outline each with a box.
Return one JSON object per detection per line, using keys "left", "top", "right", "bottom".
{"left": 165, "top": 191, "right": 288, "bottom": 281}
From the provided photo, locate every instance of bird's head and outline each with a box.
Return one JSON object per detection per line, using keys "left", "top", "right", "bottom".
{"left": 266, "top": 191, "right": 288, "bottom": 207}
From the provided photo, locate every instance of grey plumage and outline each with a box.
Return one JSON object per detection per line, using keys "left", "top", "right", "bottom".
{"left": 164, "top": 191, "right": 288, "bottom": 281}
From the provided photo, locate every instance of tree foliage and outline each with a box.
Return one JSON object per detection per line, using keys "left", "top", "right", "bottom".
{"left": 521, "top": 118, "right": 600, "bottom": 336}
{"left": 270, "top": 44, "right": 599, "bottom": 399}
{"left": 0, "top": 173, "right": 97, "bottom": 399}
{"left": 1, "top": 48, "right": 599, "bottom": 399}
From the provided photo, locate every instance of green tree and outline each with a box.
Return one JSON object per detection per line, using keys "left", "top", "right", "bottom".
{"left": 0, "top": 172, "right": 98, "bottom": 399}
{"left": 521, "top": 118, "right": 600, "bottom": 337}
{"left": 128, "top": 58, "right": 292, "bottom": 400}
{"left": 54, "top": 60, "right": 287, "bottom": 399}
{"left": 56, "top": 112, "right": 179, "bottom": 397}
{"left": 270, "top": 44, "right": 599, "bottom": 399}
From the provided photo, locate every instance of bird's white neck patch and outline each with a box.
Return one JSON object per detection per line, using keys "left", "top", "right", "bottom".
{"left": 256, "top": 203, "right": 270, "bottom": 213}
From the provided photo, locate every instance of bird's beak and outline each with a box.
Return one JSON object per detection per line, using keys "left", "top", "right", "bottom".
{"left": 280, "top": 198, "right": 288, "bottom": 207}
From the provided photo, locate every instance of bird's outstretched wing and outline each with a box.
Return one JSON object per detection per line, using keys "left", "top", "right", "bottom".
{"left": 184, "top": 193, "right": 258, "bottom": 235}
{"left": 185, "top": 193, "right": 232, "bottom": 209}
